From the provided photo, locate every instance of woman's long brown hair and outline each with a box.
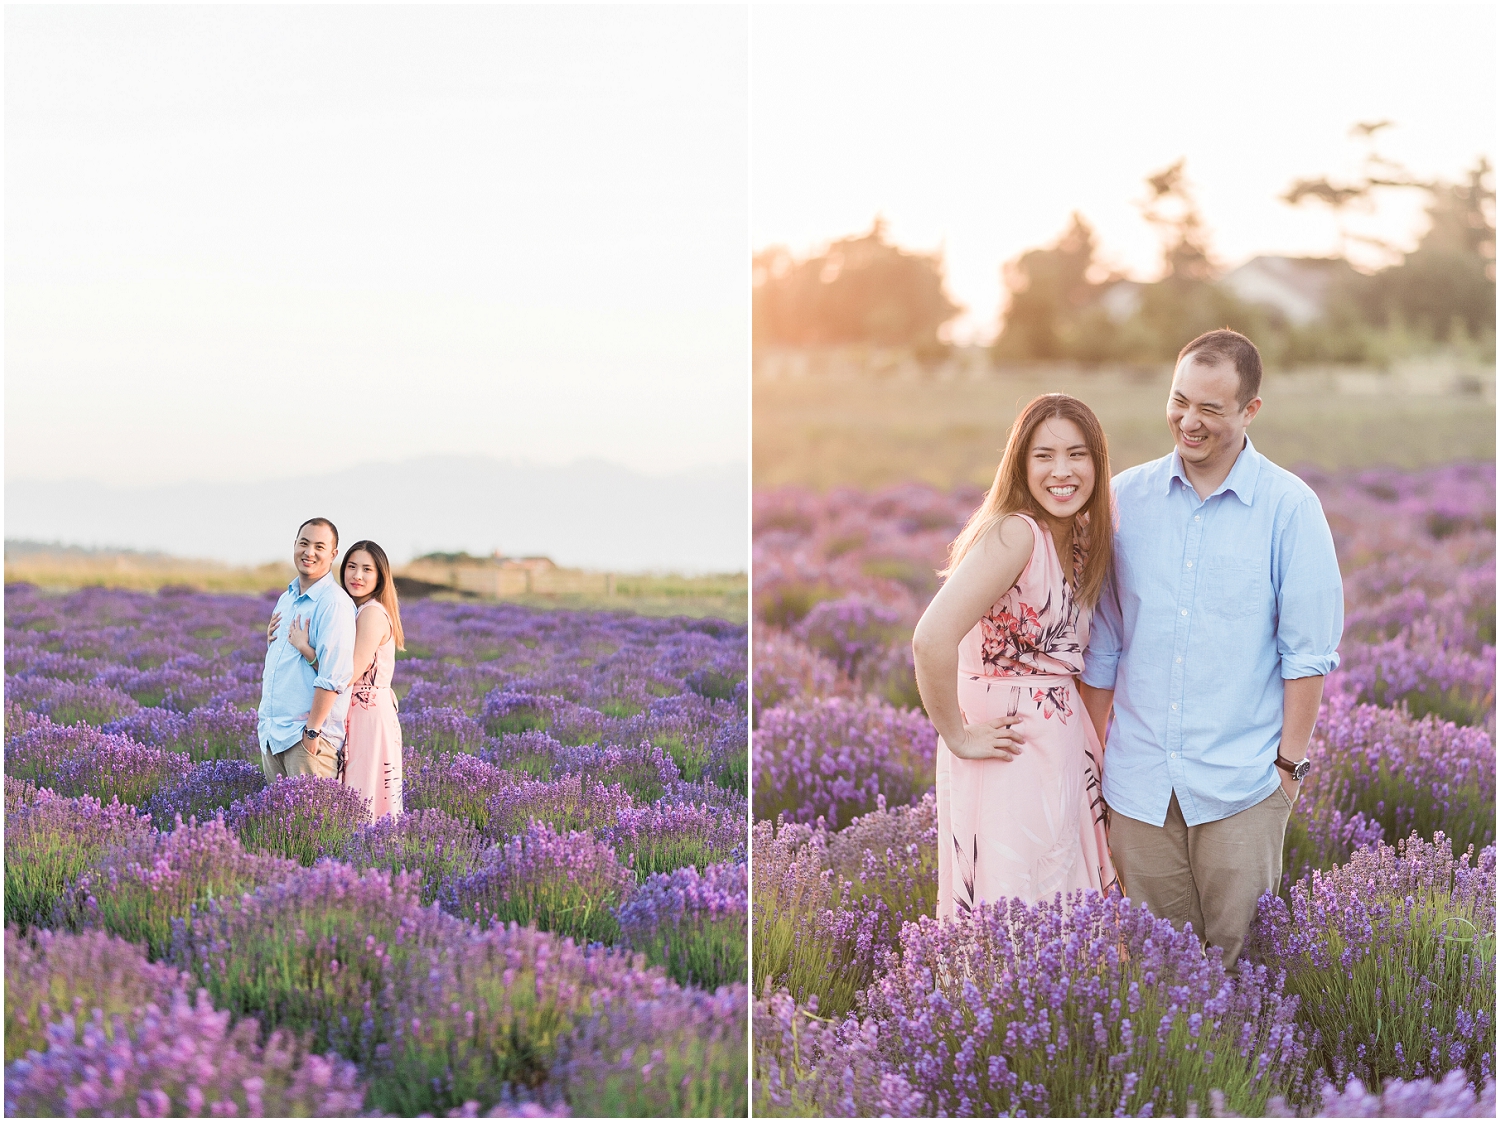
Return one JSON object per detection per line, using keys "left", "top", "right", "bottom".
{"left": 941, "top": 393, "right": 1113, "bottom": 609}
{"left": 339, "top": 540, "right": 406, "bottom": 650}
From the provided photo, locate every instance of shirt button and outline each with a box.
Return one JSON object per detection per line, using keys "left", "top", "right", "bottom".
{"left": 1180, "top": 609, "right": 1188, "bottom": 616}
{"left": 1194, "top": 515, "right": 1201, "bottom": 522}
{"left": 1185, "top": 561, "right": 1193, "bottom": 568}
{"left": 1175, "top": 657, "right": 1182, "bottom": 663}
{"left": 1171, "top": 752, "right": 1179, "bottom": 758}
{"left": 1171, "top": 703, "right": 1179, "bottom": 710}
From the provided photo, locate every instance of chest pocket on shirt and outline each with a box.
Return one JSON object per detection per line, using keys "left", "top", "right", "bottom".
{"left": 1203, "top": 556, "right": 1267, "bottom": 622}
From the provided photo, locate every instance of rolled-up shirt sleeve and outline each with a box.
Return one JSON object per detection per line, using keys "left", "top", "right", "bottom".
{"left": 1275, "top": 495, "right": 1344, "bottom": 679}
{"left": 1082, "top": 560, "right": 1124, "bottom": 690}
{"left": 311, "top": 593, "right": 357, "bottom": 694}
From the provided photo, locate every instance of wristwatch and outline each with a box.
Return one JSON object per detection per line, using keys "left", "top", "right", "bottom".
{"left": 1274, "top": 754, "right": 1311, "bottom": 782}
{"left": 303, "top": 726, "right": 322, "bottom": 742}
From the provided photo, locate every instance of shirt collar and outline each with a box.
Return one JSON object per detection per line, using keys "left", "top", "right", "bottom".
{"left": 1164, "top": 436, "right": 1261, "bottom": 506}
{"left": 288, "top": 569, "right": 339, "bottom": 600}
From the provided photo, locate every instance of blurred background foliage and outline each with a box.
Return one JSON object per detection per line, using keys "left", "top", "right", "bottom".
{"left": 754, "top": 133, "right": 1495, "bottom": 369}
{"left": 753, "top": 218, "right": 961, "bottom": 357}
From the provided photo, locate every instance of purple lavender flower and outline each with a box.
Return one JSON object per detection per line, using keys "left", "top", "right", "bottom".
{"left": 548, "top": 739, "right": 681, "bottom": 804}
{"left": 754, "top": 990, "right": 927, "bottom": 1117}
{"left": 105, "top": 700, "right": 259, "bottom": 762}
{"left": 403, "top": 704, "right": 487, "bottom": 755}
{"left": 5, "top": 926, "right": 186, "bottom": 1064}
{"left": 708, "top": 713, "right": 749, "bottom": 794}
{"left": 1253, "top": 832, "right": 1496, "bottom": 1091}
{"left": 599, "top": 800, "right": 745, "bottom": 879}
{"left": 5, "top": 773, "right": 41, "bottom": 816}
{"left": 482, "top": 690, "right": 568, "bottom": 738}
{"left": 4, "top": 988, "right": 366, "bottom": 1117}
{"left": 404, "top": 748, "right": 523, "bottom": 834}
{"left": 616, "top": 862, "right": 747, "bottom": 989}
{"left": 795, "top": 594, "right": 904, "bottom": 683}
{"left": 1291, "top": 693, "right": 1496, "bottom": 873}
{"left": 6, "top": 715, "right": 142, "bottom": 789}
{"left": 225, "top": 775, "right": 371, "bottom": 865}
{"left": 5, "top": 790, "right": 155, "bottom": 929}
{"left": 51, "top": 732, "right": 193, "bottom": 809}
{"left": 368, "top": 922, "right": 654, "bottom": 1116}
{"left": 1261, "top": 1068, "right": 1498, "bottom": 1117}
{"left": 483, "top": 774, "right": 636, "bottom": 842}
{"left": 58, "top": 815, "right": 298, "bottom": 959}
{"left": 141, "top": 757, "right": 266, "bottom": 825}
{"left": 556, "top": 982, "right": 749, "bottom": 1117}
{"left": 751, "top": 815, "right": 888, "bottom": 1018}
{"left": 342, "top": 807, "right": 489, "bottom": 905}
{"left": 176, "top": 861, "right": 467, "bottom": 1057}
{"left": 856, "top": 892, "right": 1309, "bottom": 1116}
{"left": 440, "top": 821, "right": 634, "bottom": 945}
{"left": 3, "top": 677, "right": 141, "bottom": 728}
{"left": 481, "top": 726, "right": 564, "bottom": 780}
{"left": 753, "top": 696, "right": 936, "bottom": 828}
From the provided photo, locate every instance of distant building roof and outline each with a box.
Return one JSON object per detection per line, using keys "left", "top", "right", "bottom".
{"left": 1220, "top": 256, "right": 1350, "bottom": 326}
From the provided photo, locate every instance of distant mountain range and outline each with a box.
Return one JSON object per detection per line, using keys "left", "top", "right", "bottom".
{"left": 5, "top": 457, "right": 748, "bottom": 573}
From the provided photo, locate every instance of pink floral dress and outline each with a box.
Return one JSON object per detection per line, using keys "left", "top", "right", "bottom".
{"left": 342, "top": 601, "right": 403, "bottom": 820}
{"left": 936, "top": 513, "right": 1119, "bottom": 917}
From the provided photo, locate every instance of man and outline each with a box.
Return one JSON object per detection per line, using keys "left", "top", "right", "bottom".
{"left": 1080, "top": 329, "right": 1343, "bottom": 966}
{"left": 258, "top": 517, "right": 356, "bottom": 781}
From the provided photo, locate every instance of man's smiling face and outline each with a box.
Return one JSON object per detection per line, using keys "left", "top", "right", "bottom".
{"left": 293, "top": 522, "right": 337, "bottom": 585}
{"left": 1166, "top": 354, "right": 1261, "bottom": 475}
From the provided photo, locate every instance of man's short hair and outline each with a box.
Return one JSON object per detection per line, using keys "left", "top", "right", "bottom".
{"left": 297, "top": 517, "right": 339, "bottom": 549}
{"left": 1177, "top": 329, "right": 1262, "bottom": 408}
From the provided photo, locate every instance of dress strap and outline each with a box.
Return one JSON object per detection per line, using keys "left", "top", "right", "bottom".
{"left": 1004, "top": 511, "right": 1047, "bottom": 586}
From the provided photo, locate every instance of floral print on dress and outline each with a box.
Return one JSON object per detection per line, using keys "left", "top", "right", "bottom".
{"left": 972, "top": 519, "right": 1087, "bottom": 680}
{"left": 1031, "top": 683, "right": 1074, "bottom": 724}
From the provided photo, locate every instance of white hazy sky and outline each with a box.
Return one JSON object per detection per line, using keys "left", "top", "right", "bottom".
{"left": 751, "top": 3, "right": 1496, "bottom": 343}
{"left": 7, "top": 6, "right": 749, "bottom": 486}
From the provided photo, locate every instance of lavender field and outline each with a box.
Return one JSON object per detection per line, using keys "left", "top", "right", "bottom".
{"left": 4, "top": 590, "right": 748, "bottom": 1116}
{"left": 752, "top": 462, "right": 1495, "bottom": 1117}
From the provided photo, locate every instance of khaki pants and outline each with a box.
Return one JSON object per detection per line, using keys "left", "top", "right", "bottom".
{"left": 261, "top": 737, "right": 338, "bottom": 782}
{"left": 1109, "top": 788, "right": 1292, "bottom": 967}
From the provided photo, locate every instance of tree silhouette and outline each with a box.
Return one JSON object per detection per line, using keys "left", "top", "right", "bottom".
{"left": 753, "top": 218, "right": 962, "bottom": 350}
{"left": 1140, "top": 160, "right": 1215, "bottom": 283}
{"left": 1284, "top": 126, "right": 1495, "bottom": 343}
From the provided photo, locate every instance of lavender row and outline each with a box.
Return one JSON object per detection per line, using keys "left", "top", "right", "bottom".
{"left": 754, "top": 823, "right": 1494, "bottom": 1116}
{"left": 4, "top": 587, "right": 748, "bottom": 1116}
{"left": 6, "top": 864, "right": 748, "bottom": 1117}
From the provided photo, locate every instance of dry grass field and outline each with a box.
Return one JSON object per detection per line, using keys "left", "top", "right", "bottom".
{"left": 5, "top": 545, "right": 748, "bottom": 623}
{"left": 754, "top": 362, "right": 1496, "bottom": 491}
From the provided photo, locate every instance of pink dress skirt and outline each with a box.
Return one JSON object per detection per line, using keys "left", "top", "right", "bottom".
{"left": 343, "top": 601, "right": 403, "bottom": 821}
{"left": 935, "top": 513, "right": 1119, "bottom": 918}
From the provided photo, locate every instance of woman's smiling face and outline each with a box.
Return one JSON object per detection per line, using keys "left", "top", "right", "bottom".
{"left": 343, "top": 549, "right": 379, "bottom": 602}
{"left": 1026, "top": 415, "right": 1095, "bottom": 524}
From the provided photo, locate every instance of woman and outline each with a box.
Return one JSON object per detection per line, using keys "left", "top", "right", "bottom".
{"left": 282, "top": 539, "right": 406, "bottom": 820}
{"left": 912, "top": 393, "right": 1119, "bottom": 917}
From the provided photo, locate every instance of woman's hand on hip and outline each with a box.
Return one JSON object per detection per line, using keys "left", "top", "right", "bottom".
{"left": 946, "top": 716, "right": 1024, "bottom": 762}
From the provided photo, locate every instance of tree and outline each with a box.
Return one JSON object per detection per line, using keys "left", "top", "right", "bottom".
{"left": 993, "top": 164, "right": 1259, "bottom": 365}
{"left": 752, "top": 219, "right": 962, "bottom": 351}
{"left": 1140, "top": 160, "right": 1215, "bottom": 283}
{"left": 992, "top": 213, "right": 1104, "bottom": 361}
{"left": 1284, "top": 127, "right": 1495, "bottom": 347}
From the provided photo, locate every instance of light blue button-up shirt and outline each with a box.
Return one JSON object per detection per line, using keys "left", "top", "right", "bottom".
{"left": 258, "top": 571, "right": 356, "bottom": 754}
{"left": 1081, "top": 437, "right": 1343, "bottom": 828}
